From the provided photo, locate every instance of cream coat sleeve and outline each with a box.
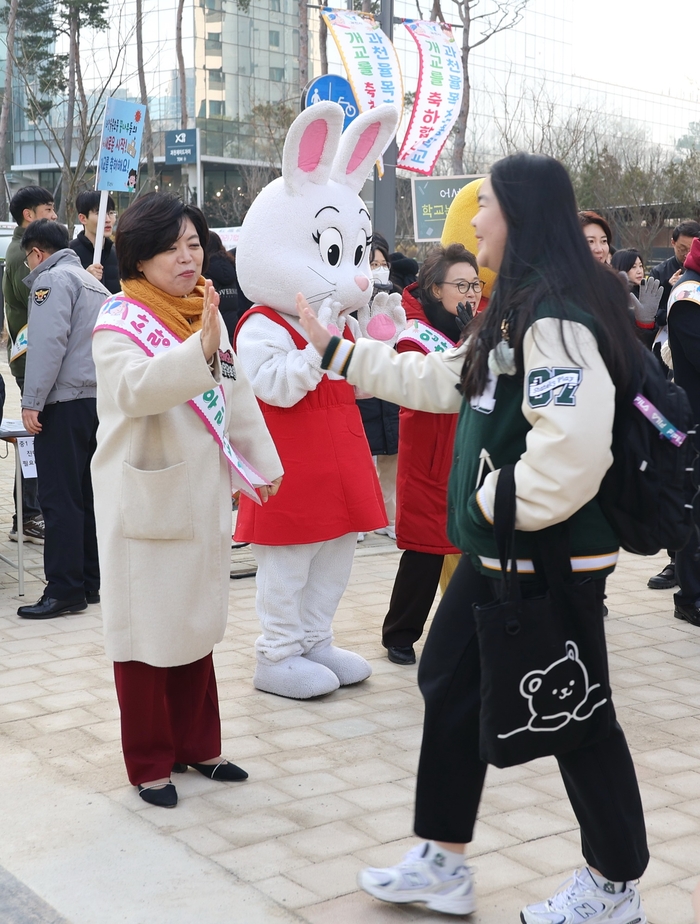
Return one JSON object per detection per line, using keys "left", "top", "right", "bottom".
{"left": 342, "top": 337, "right": 465, "bottom": 414}
{"left": 93, "top": 328, "right": 221, "bottom": 418}
{"left": 476, "top": 317, "right": 615, "bottom": 531}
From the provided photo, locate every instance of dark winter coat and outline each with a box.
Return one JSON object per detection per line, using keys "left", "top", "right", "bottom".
{"left": 651, "top": 253, "right": 683, "bottom": 326}
{"left": 207, "top": 252, "right": 245, "bottom": 341}
{"left": 357, "top": 395, "right": 399, "bottom": 455}
{"left": 70, "top": 232, "right": 120, "bottom": 295}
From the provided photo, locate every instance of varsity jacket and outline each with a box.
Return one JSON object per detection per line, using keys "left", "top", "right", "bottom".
{"left": 322, "top": 301, "right": 619, "bottom": 577}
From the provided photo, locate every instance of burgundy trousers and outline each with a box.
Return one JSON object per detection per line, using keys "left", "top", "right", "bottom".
{"left": 113, "top": 652, "right": 222, "bottom": 785}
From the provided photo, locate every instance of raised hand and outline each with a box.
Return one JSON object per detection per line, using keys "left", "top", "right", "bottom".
{"left": 357, "top": 291, "right": 406, "bottom": 346}
{"left": 200, "top": 279, "right": 221, "bottom": 362}
{"left": 297, "top": 292, "right": 332, "bottom": 355}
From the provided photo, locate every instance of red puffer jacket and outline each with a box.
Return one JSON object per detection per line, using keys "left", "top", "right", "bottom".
{"left": 395, "top": 284, "right": 461, "bottom": 555}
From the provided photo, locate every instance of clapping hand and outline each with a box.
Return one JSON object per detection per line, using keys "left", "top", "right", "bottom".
{"left": 200, "top": 280, "right": 221, "bottom": 363}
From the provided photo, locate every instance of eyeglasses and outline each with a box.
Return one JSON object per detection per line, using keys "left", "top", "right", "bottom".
{"left": 441, "top": 280, "right": 483, "bottom": 295}
{"left": 370, "top": 261, "right": 388, "bottom": 270}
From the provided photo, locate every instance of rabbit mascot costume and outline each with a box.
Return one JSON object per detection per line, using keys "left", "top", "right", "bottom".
{"left": 234, "top": 101, "right": 405, "bottom": 699}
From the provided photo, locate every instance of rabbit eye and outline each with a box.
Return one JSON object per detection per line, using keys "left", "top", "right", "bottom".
{"left": 318, "top": 228, "right": 343, "bottom": 267}
{"left": 354, "top": 229, "right": 369, "bottom": 267}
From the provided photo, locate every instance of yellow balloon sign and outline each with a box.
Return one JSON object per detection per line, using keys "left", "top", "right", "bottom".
{"left": 441, "top": 176, "right": 496, "bottom": 299}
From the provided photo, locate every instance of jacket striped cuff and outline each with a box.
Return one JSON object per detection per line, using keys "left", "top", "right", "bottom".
{"left": 321, "top": 336, "right": 355, "bottom": 376}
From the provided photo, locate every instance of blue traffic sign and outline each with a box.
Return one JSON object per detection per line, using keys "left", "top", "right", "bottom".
{"left": 303, "top": 75, "right": 359, "bottom": 131}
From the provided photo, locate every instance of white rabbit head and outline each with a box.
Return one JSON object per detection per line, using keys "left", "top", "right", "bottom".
{"left": 236, "top": 101, "right": 399, "bottom": 318}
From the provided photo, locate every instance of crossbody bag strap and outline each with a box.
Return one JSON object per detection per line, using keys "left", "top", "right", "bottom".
{"left": 492, "top": 463, "right": 521, "bottom": 606}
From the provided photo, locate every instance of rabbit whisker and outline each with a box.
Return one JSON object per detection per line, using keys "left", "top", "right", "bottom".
{"left": 306, "top": 290, "right": 335, "bottom": 306}
{"left": 307, "top": 265, "right": 335, "bottom": 286}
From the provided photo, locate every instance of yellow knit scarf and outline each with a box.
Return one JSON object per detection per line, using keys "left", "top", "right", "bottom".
{"left": 120, "top": 275, "right": 205, "bottom": 342}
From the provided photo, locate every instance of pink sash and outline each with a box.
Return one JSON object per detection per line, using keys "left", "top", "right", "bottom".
{"left": 94, "top": 295, "right": 269, "bottom": 504}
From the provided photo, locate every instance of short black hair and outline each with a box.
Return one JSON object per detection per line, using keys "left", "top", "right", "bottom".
{"left": 115, "top": 193, "right": 209, "bottom": 281}
{"left": 9, "top": 186, "right": 54, "bottom": 224}
{"left": 21, "top": 219, "right": 70, "bottom": 254}
{"left": 672, "top": 220, "right": 700, "bottom": 242}
{"left": 75, "top": 190, "right": 116, "bottom": 218}
{"left": 611, "top": 248, "right": 642, "bottom": 275}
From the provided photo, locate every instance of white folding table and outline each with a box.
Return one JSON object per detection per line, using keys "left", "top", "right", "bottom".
{"left": 0, "top": 419, "right": 35, "bottom": 596}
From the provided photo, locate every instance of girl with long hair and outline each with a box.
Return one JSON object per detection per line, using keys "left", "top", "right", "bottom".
{"left": 298, "top": 153, "right": 649, "bottom": 923}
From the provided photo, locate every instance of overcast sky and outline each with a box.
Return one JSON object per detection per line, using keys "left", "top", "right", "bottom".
{"left": 572, "top": 1, "right": 699, "bottom": 99}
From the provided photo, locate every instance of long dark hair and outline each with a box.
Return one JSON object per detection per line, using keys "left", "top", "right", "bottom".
{"left": 460, "top": 153, "right": 636, "bottom": 400}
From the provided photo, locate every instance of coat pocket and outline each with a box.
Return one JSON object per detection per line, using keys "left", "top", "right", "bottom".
{"left": 121, "top": 461, "right": 194, "bottom": 540}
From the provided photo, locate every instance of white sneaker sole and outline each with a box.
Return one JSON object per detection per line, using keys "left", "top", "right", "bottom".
{"left": 359, "top": 873, "right": 477, "bottom": 916}
{"left": 520, "top": 906, "right": 646, "bottom": 924}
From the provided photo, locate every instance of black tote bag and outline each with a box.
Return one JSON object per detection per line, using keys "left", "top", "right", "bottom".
{"left": 473, "top": 465, "right": 613, "bottom": 768}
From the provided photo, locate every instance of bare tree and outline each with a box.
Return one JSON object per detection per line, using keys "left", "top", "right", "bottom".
{"left": 0, "top": 0, "right": 19, "bottom": 220}
{"left": 136, "top": 0, "right": 155, "bottom": 188}
{"left": 429, "top": 1, "right": 530, "bottom": 174}
{"left": 10, "top": 12, "right": 133, "bottom": 228}
{"left": 298, "top": 0, "right": 308, "bottom": 92}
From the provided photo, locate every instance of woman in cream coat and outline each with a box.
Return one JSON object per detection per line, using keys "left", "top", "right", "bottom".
{"left": 92, "top": 193, "right": 283, "bottom": 808}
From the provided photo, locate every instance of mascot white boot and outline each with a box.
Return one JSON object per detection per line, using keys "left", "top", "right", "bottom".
{"left": 234, "top": 101, "right": 405, "bottom": 699}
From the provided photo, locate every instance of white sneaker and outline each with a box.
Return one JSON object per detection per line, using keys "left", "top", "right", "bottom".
{"left": 358, "top": 843, "right": 476, "bottom": 915}
{"left": 520, "top": 868, "right": 646, "bottom": 924}
{"left": 375, "top": 525, "right": 396, "bottom": 541}
{"left": 356, "top": 532, "right": 365, "bottom": 542}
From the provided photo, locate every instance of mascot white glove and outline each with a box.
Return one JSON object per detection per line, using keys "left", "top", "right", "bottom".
{"left": 357, "top": 292, "right": 407, "bottom": 348}
{"left": 317, "top": 296, "right": 347, "bottom": 337}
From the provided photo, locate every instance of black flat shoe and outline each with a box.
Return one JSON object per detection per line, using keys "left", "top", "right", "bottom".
{"left": 387, "top": 645, "right": 416, "bottom": 665}
{"left": 674, "top": 601, "right": 700, "bottom": 627}
{"left": 86, "top": 591, "right": 100, "bottom": 605}
{"left": 189, "top": 760, "right": 248, "bottom": 781}
{"left": 137, "top": 782, "right": 178, "bottom": 807}
{"left": 18, "top": 595, "right": 88, "bottom": 619}
{"left": 172, "top": 762, "right": 188, "bottom": 774}
{"left": 648, "top": 563, "right": 677, "bottom": 589}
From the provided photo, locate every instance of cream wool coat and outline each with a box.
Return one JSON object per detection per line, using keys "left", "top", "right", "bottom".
{"left": 92, "top": 317, "right": 283, "bottom": 667}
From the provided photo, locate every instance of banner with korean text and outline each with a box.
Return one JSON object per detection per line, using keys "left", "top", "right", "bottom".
{"left": 322, "top": 9, "right": 403, "bottom": 116}
{"left": 397, "top": 20, "right": 464, "bottom": 175}
{"left": 96, "top": 97, "right": 146, "bottom": 193}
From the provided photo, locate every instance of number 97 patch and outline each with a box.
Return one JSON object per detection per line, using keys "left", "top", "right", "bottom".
{"left": 527, "top": 367, "right": 582, "bottom": 408}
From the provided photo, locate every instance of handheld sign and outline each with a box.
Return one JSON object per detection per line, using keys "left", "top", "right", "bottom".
{"left": 93, "top": 98, "right": 146, "bottom": 266}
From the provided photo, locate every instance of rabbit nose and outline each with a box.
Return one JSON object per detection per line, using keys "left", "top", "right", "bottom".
{"left": 355, "top": 275, "right": 370, "bottom": 291}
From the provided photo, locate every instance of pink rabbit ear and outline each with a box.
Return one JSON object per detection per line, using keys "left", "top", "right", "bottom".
{"left": 282, "top": 102, "right": 344, "bottom": 194}
{"left": 298, "top": 120, "right": 329, "bottom": 173}
{"left": 332, "top": 104, "right": 399, "bottom": 195}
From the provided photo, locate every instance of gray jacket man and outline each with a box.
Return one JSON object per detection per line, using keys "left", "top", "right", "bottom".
{"left": 18, "top": 220, "right": 110, "bottom": 620}
{"left": 22, "top": 248, "right": 108, "bottom": 410}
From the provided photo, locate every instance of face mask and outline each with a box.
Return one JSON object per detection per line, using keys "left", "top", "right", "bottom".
{"left": 372, "top": 266, "right": 390, "bottom": 285}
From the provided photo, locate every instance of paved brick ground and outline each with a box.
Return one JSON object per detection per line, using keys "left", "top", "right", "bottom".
{"left": 0, "top": 364, "right": 698, "bottom": 923}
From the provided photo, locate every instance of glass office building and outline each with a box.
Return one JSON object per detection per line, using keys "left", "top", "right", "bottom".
{"left": 4, "top": 0, "right": 700, "bottom": 212}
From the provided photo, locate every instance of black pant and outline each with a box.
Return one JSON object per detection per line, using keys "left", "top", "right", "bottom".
{"left": 414, "top": 555, "right": 649, "bottom": 882}
{"left": 34, "top": 399, "right": 99, "bottom": 599}
{"left": 12, "top": 377, "right": 41, "bottom": 529}
{"left": 674, "top": 532, "right": 700, "bottom": 604}
{"left": 382, "top": 550, "right": 444, "bottom": 648}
